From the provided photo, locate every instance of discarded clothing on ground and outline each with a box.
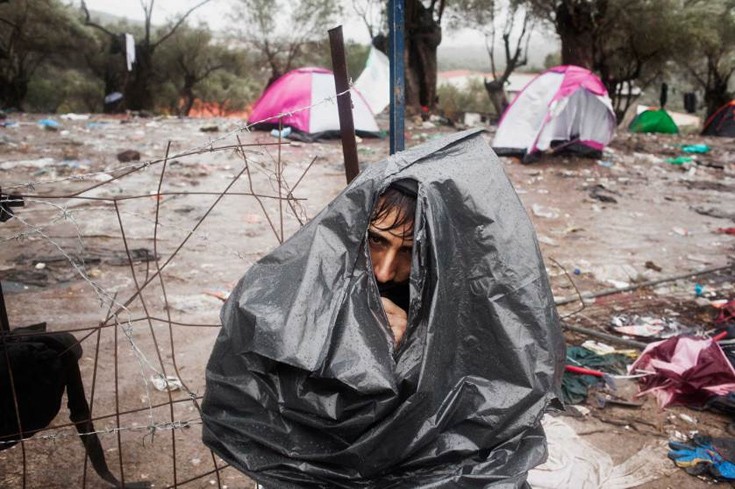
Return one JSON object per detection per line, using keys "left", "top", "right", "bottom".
{"left": 562, "top": 346, "right": 629, "bottom": 404}
{"left": 669, "top": 435, "right": 735, "bottom": 480}
{"left": 202, "top": 129, "right": 565, "bottom": 488}
{"left": 630, "top": 336, "right": 735, "bottom": 408}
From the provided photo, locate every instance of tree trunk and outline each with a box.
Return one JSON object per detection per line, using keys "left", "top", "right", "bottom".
{"left": 555, "top": 0, "right": 604, "bottom": 69}
{"left": 405, "top": 0, "right": 442, "bottom": 113}
{"left": 125, "top": 45, "right": 155, "bottom": 111}
{"left": 103, "top": 59, "right": 126, "bottom": 114}
{"left": 180, "top": 76, "right": 196, "bottom": 116}
{"left": 0, "top": 77, "right": 28, "bottom": 111}
{"left": 483, "top": 79, "right": 509, "bottom": 119}
{"left": 704, "top": 82, "right": 731, "bottom": 121}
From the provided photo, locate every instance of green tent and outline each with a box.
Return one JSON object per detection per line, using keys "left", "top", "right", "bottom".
{"left": 629, "top": 109, "right": 679, "bottom": 134}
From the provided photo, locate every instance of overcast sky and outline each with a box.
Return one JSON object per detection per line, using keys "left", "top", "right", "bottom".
{"left": 79, "top": 0, "right": 376, "bottom": 43}
{"left": 76, "top": 0, "right": 490, "bottom": 46}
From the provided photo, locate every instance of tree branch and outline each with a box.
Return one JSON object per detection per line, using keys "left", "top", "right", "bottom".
{"left": 80, "top": 0, "right": 116, "bottom": 38}
{"left": 152, "top": 0, "right": 213, "bottom": 49}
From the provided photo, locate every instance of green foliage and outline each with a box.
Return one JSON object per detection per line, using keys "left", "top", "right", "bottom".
{"left": 437, "top": 78, "right": 491, "bottom": 121}
{"left": 26, "top": 66, "right": 103, "bottom": 113}
{"left": 674, "top": 0, "right": 735, "bottom": 118}
{"left": 0, "top": 0, "right": 95, "bottom": 109}
{"left": 197, "top": 71, "right": 260, "bottom": 114}
{"left": 346, "top": 42, "right": 371, "bottom": 81}
{"left": 154, "top": 25, "right": 252, "bottom": 115}
{"left": 230, "top": 0, "right": 342, "bottom": 83}
{"left": 544, "top": 51, "right": 561, "bottom": 69}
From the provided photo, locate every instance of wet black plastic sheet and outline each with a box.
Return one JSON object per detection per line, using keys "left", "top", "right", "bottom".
{"left": 202, "top": 129, "right": 565, "bottom": 488}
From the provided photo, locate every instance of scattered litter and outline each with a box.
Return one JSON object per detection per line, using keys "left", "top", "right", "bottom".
{"left": 204, "top": 286, "right": 231, "bottom": 302}
{"left": 588, "top": 184, "right": 618, "bottom": 203}
{"left": 665, "top": 156, "right": 694, "bottom": 165}
{"left": 672, "top": 227, "right": 689, "bottom": 236}
{"left": 592, "top": 390, "right": 644, "bottom": 408}
{"left": 200, "top": 126, "right": 219, "bottom": 133}
{"left": 590, "top": 263, "right": 639, "bottom": 288}
{"left": 681, "top": 144, "right": 710, "bottom": 154}
{"left": 150, "top": 375, "right": 183, "bottom": 392}
{"left": 717, "top": 228, "right": 735, "bottom": 235}
{"left": 566, "top": 405, "right": 590, "bottom": 416}
{"left": 37, "top": 118, "right": 60, "bottom": 131}
{"left": 270, "top": 127, "right": 292, "bottom": 138}
{"left": 581, "top": 340, "right": 616, "bottom": 355}
{"left": 694, "top": 283, "right": 705, "bottom": 297}
{"left": 117, "top": 149, "right": 141, "bottom": 162}
{"left": 597, "top": 160, "right": 614, "bottom": 168}
{"left": 0, "top": 157, "right": 55, "bottom": 170}
{"left": 86, "top": 121, "right": 109, "bottom": 129}
{"left": 532, "top": 204, "right": 559, "bottom": 219}
{"left": 537, "top": 235, "right": 558, "bottom": 246}
{"left": 611, "top": 315, "right": 695, "bottom": 339}
{"left": 105, "top": 92, "right": 123, "bottom": 104}
{"left": 34, "top": 262, "right": 46, "bottom": 270}
{"left": 60, "top": 113, "right": 90, "bottom": 121}
{"left": 678, "top": 413, "right": 698, "bottom": 424}
{"left": 645, "top": 261, "right": 662, "bottom": 272}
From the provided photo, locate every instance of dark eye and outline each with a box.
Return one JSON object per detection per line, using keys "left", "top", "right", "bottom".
{"left": 368, "top": 233, "right": 382, "bottom": 245}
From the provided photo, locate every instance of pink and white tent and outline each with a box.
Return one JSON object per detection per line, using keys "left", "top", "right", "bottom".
{"left": 492, "top": 65, "right": 616, "bottom": 160}
{"left": 248, "top": 67, "right": 380, "bottom": 138}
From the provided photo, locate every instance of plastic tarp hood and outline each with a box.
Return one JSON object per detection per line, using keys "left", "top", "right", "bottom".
{"left": 202, "top": 129, "right": 565, "bottom": 488}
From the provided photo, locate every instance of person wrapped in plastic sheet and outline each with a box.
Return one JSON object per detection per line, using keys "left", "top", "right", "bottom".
{"left": 202, "top": 128, "right": 565, "bottom": 488}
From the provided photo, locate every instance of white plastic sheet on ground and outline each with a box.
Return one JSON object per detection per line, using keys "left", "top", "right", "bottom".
{"left": 528, "top": 416, "right": 673, "bottom": 488}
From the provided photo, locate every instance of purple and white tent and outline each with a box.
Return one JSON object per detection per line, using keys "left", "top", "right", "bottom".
{"left": 493, "top": 65, "right": 616, "bottom": 160}
{"left": 248, "top": 67, "right": 380, "bottom": 139}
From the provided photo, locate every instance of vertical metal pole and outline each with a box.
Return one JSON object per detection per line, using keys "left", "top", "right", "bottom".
{"left": 328, "top": 26, "right": 360, "bottom": 184}
{"left": 388, "top": 0, "right": 405, "bottom": 155}
{"left": 0, "top": 281, "right": 9, "bottom": 333}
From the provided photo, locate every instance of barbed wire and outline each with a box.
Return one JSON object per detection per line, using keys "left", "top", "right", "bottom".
{"left": 0, "top": 417, "right": 204, "bottom": 447}
{"left": 0, "top": 82, "right": 346, "bottom": 488}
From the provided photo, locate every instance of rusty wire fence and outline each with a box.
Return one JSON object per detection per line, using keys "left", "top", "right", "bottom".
{"left": 0, "top": 88, "right": 357, "bottom": 488}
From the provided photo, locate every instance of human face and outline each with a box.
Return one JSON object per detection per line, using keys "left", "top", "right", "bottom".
{"left": 368, "top": 205, "right": 414, "bottom": 284}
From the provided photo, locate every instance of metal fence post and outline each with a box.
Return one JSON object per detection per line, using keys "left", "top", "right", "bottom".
{"left": 388, "top": 0, "right": 405, "bottom": 155}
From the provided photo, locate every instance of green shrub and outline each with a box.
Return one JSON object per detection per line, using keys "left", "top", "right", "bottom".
{"left": 437, "top": 78, "right": 491, "bottom": 121}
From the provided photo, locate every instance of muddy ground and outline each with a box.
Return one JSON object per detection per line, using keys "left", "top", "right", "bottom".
{"left": 0, "top": 113, "right": 734, "bottom": 488}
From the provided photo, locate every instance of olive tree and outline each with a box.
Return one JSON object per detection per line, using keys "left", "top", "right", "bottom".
{"left": 230, "top": 0, "right": 341, "bottom": 87}
{"left": 0, "top": 0, "right": 91, "bottom": 109}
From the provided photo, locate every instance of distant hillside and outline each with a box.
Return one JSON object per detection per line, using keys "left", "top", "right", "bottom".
{"left": 438, "top": 31, "right": 559, "bottom": 72}
{"left": 86, "top": 9, "right": 145, "bottom": 28}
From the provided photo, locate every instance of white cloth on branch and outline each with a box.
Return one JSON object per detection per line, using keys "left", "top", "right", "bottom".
{"left": 125, "top": 33, "right": 136, "bottom": 72}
